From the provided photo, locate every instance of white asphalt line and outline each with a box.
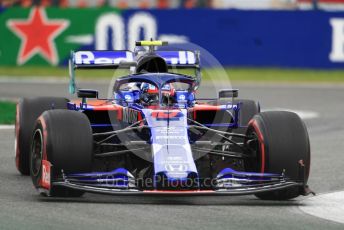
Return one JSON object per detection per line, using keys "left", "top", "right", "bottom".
{"left": 299, "top": 190, "right": 344, "bottom": 224}
{"left": 0, "top": 125, "right": 14, "bottom": 130}
{"left": 263, "top": 108, "right": 319, "bottom": 120}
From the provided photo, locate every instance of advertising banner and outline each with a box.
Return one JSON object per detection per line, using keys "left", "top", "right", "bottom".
{"left": 1, "top": 7, "right": 344, "bottom": 68}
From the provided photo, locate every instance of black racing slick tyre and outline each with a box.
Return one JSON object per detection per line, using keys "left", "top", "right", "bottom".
{"left": 15, "top": 97, "right": 69, "bottom": 175}
{"left": 246, "top": 111, "right": 310, "bottom": 200}
{"left": 30, "top": 110, "right": 93, "bottom": 197}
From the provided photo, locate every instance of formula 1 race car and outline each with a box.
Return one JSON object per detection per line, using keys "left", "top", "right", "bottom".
{"left": 15, "top": 41, "right": 312, "bottom": 200}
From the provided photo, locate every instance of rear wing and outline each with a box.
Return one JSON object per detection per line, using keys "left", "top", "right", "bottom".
{"left": 70, "top": 50, "right": 200, "bottom": 69}
{"left": 71, "top": 51, "right": 134, "bottom": 69}
{"left": 69, "top": 50, "right": 135, "bottom": 94}
{"left": 158, "top": 50, "right": 201, "bottom": 90}
{"left": 135, "top": 50, "right": 200, "bottom": 68}
{"left": 69, "top": 47, "right": 201, "bottom": 94}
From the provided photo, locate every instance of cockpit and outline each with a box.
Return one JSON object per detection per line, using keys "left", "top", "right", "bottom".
{"left": 68, "top": 40, "right": 202, "bottom": 105}
{"left": 113, "top": 74, "right": 195, "bottom": 107}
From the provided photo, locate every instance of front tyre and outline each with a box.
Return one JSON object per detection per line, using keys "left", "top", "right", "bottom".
{"left": 246, "top": 111, "right": 310, "bottom": 200}
{"left": 30, "top": 110, "right": 93, "bottom": 197}
{"left": 15, "top": 97, "right": 69, "bottom": 175}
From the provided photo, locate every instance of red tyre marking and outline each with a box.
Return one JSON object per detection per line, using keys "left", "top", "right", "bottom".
{"left": 37, "top": 116, "right": 50, "bottom": 190}
{"left": 248, "top": 119, "right": 265, "bottom": 173}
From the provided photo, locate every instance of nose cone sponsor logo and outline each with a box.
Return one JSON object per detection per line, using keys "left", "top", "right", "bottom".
{"left": 178, "top": 94, "right": 186, "bottom": 100}
{"left": 124, "top": 94, "right": 132, "bottom": 101}
{"left": 165, "top": 163, "right": 188, "bottom": 172}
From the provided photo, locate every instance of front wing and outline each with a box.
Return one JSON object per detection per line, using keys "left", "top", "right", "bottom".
{"left": 53, "top": 180, "right": 304, "bottom": 196}
{"left": 48, "top": 166, "right": 313, "bottom": 197}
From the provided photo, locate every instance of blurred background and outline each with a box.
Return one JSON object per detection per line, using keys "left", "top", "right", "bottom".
{"left": 1, "top": 0, "right": 344, "bottom": 70}
{"left": 2, "top": 0, "right": 344, "bottom": 10}
{"left": 0, "top": 2, "right": 344, "bottom": 229}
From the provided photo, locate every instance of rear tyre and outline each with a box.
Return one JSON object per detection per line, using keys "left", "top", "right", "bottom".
{"left": 246, "top": 111, "right": 310, "bottom": 200}
{"left": 15, "top": 97, "right": 69, "bottom": 175}
{"left": 30, "top": 110, "right": 93, "bottom": 197}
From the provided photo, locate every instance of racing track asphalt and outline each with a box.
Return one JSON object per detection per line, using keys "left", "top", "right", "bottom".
{"left": 0, "top": 79, "right": 344, "bottom": 230}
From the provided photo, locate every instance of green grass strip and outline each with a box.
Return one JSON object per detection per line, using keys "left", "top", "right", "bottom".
{"left": 0, "top": 66, "right": 344, "bottom": 83}
{"left": 0, "top": 101, "right": 16, "bottom": 125}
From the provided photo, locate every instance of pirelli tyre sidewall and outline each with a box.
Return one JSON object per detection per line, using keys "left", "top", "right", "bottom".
{"left": 246, "top": 111, "right": 310, "bottom": 200}
{"left": 30, "top": 110, "right": 93, "bottom": 197}
{"left": 15, "top": 97, "right": 69, "bottom": 175}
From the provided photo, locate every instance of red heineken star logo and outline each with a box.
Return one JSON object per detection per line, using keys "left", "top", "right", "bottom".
{"left": 7, "top": 8, "right": 69, "bottom": 65}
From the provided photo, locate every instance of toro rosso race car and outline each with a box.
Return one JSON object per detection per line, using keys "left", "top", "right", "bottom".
{"left": 15, "top": 41, "right": 313, "bottom": 200}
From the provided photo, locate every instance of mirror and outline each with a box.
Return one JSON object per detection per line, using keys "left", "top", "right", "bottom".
{"left": 218, "top": 89, "right": 239, "bottom": 98}
{"left": 77, "top": 89, "right": 99, "bottom": 99}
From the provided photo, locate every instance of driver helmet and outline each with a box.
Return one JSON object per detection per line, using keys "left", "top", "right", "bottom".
{"left": 140, "top": 83, "right": 175, "bottom": 104}
{"left": 140, "top": 83, "right": 174, "bottom": 94}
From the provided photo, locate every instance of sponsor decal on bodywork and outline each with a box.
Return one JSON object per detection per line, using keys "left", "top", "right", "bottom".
{"left": 122, "top": 107, "right": 139, "bottom": 124}
{"left": 143, "top": 109, "right": 197, "bottom": 180}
